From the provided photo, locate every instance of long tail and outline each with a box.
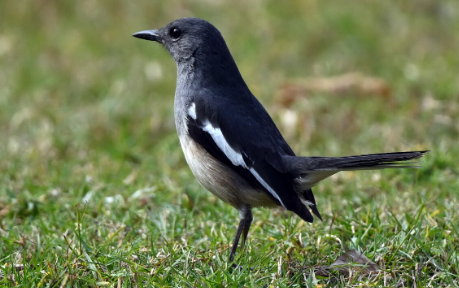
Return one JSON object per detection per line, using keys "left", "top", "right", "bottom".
{"left": 286, "top": 150, "right": 427, "bottom": 223}
{"left": 286, "top": 151, "right": 428, "bottom": 174}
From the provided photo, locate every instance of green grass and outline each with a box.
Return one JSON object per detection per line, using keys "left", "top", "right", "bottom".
{"left": 1, "top": 0, "right": 458, "bottom": 287}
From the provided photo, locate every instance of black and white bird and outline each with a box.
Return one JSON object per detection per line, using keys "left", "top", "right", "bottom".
{"left": 133, "top": 18, "right": 427, "bottom": 262}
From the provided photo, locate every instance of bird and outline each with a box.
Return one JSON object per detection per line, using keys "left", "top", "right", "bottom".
{"left": 133, "top": 17, "right": 427, "bottom": 263}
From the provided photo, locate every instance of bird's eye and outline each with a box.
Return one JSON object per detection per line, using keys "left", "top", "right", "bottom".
{"left": 170, "top": 27, "right": 181, "bottom": 39}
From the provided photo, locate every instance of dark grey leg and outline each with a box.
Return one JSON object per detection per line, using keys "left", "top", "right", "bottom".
{"left": 229, "top": 205, "right": 253, "bottom": 263}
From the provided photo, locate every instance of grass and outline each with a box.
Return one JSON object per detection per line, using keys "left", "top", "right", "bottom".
{"left": 1, "top": 0, "right": 458, "bottom": 286}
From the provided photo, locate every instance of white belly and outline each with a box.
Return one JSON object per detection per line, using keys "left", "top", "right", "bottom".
{"left": 178, "top": 134, "right": 277, "bottom": 210}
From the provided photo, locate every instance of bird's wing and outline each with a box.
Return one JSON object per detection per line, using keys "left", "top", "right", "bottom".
{"left": 186, "top": 96, "right": 313, "bottom": 222}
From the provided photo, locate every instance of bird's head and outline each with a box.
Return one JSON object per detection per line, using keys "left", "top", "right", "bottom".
{"left": 133, "top": 17, "right": 228, "bottom": 65}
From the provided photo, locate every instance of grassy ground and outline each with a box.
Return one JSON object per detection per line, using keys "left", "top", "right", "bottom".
{"left": 1, "top": 1, "right": 458, "bottom": 287}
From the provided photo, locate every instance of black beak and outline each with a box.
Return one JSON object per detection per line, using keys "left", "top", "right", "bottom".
{"left": 132, "top": 30, "right": 162, "bottom": 43}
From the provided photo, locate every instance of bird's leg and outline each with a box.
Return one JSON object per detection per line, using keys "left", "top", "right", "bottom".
{"left": 240, "top": 208, "right": 253, "bottom": 251}
{"left": 229, "top": 205, "right": 253, "bottom": 263}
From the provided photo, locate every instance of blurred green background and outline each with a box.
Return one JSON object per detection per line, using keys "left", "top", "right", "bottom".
{"left": 0, "top": 0, "right": 458, "bottom": 286}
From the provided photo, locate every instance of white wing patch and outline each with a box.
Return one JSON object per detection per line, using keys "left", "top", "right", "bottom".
{"left": 203, "top": 120, "right": 286, "bottom": 208}
{"left": 187, "top": 102, "right": 245, "bottom": 168}
{"left": 187, "top": 103, "right": 286, "bottom": 208}
{"left": 188, "top": 102, "right": 197, "bottom": 120}
{"left": 201, "top": 119, "right": 248, "bottom": 168}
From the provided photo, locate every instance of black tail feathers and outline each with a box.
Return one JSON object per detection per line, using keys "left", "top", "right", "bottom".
{"left": 287, "top": 151, "right": 428, "bottom": 173}
{"left": 287, "top": 151, "right": 427, "bottom": 223}
{"left": 303, "top": 189, "right": 322, "bottom": 221}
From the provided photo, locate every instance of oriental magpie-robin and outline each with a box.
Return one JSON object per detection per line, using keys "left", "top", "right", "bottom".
{"left": 133, "top": 18, "right": 427, "bottom": 263}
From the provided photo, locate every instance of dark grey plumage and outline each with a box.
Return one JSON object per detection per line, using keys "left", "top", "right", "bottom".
{"left": 133, "top": 18, "right": 427, "bottom": 263}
